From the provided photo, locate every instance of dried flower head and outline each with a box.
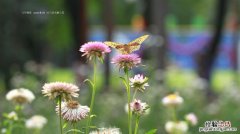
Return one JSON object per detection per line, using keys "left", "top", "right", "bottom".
{"left": 25, "top": 115, "right": 47, "bottom": 129}
{"left": 111, "top": 54, "right": 141, "bottom": 70}
{"left": 130, "top": 74, "right": 149, "bottom": 92}
{"left": 6, "top": 88, "right": 35, "bottom": 104}
{"left": 42, "top": 82, "right": 79, "bottom": 100}
{"left": 185, "top": 113, "right": 198, "bottom": 126}
{"left": 165, "top": 121, "right": 188, "bottom": 134}
{"left": 80, "top": 41, "right": 111, "bottom": 60}
{"left": 162, "top": 93, "right": 183, "bottom": 107}
{"left": 56, "top": 101, "right": 90, "bottom": 122}
{"left": 90, "top": 128, "right": 122, "bottom": 134}
{"left": 130, "top": 99, "right": 149, "bottom": 115}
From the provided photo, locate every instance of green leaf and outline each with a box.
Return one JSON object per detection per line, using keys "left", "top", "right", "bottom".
{"left": 145, "top": 129, "right": 157, "bottom": 134}
{"left": 99, "top": 57, "right": 104, "bottom": 63}
{"left": 119, "top": 76, "right": 126, "bottom": 81}
{"left": 65, "top": 129, "right": 84, "bottom": 134}
{"left": 90, "top": 114, "right": 97, "bottom": 118}
{"left": 3, "top": 113, "right": 8, "bottom": 118}
{"left": 84, "top": 79, "right": 94, "bottom": 89}
{"left": 119, "top": 77, "right": 128, "bottom": 89}
{"left": 63, "top": 122, "right": 68, "bottom": 129}
{"left": 89, "top": 126, "right": 97, "bottom": 129}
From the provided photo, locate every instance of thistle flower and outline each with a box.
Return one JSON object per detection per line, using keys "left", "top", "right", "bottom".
{"left": 6, "top": 111, "right": 18, "bottom": 121}
{"left": 130, "top": 99, "right": 149, "bottom": 115}
{"left": 185, "top": 113, "right": 198, "bottom": 126}
{"left": 162, "top": 93, "right": 183, "bottom": 107}
{"left": 130, "top": 74, "right": 149, "bottom": 92}
{"left": 25, "top": 115, "right": 47, "bottom": 129}
{"left": 111, "top": 54, "right": 141, "bottom": 70}
{"left": 90, "top": 128, "right": 122, "bottom": 134}
{"left": 56, "top": 101, "right": 90, "bottom": 122}
{"left": 165, "top": 121, "right": 188, "bottom": 134}
{"left": 6, "top": 88, "right": 35, "bottom": 104}
{"left": 79, "top": 41, "right": 111, "bottom": 60}
{"left": 42, "top": 82, "right": 79, "bottom": 100}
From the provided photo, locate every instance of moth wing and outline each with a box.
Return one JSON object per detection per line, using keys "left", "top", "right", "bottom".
{"left": 128, "top": 35, "right": 149, "bottom": 45}
{"left": 104, "top": 41, "right": 123, "bottom": 48}
{"left": 104, "top": 41, "right": 126, "bottom": 54}
{"left": 128, "top": 35, "right": 149, "bottom": 52}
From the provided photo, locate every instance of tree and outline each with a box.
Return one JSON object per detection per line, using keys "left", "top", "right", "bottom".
{"left": 103, "top": 0, "right": 114, "bottom": 90}
{"left": 196, "top": 0, "right": 228, "bottom": 100}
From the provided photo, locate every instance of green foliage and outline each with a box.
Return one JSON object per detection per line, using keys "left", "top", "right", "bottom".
{"left": 165, "top": 69, "right": 197, "bottom": 90}
{"left": 145, "top": 129, "right": 157, "bottom": 134}
{"left": 47, "top": 68, "right": 75, "bottom": 82}
{"left": 212, "top": 70, "right": 236, "bottom": 92}
{"left": 168, "top": 0, "right": 215, "bottom": 24}
{"left": 42, "top": 0, "right": 73, "bottom": 51}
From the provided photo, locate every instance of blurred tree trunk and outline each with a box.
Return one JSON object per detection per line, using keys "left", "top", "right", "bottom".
{"left": 103, "top": 0, "right": 114, "bottom": 90}
{"left": 143, "top": 0, "right": 151, "bottom": 29}
{"left": 143, "top": 1, "right": 168, "bottom": 125}
{"left": 66, "top": 0, "right": 88, "bottom": 84}
{"left": 144, "top": 0, "right": 168, "bottom": 82}
{"left": 152, "top": 0, "right": 168, "bottom": 70}
{"left": 66, "top": 0, "right": 88, "bottom": 62}
{"left": 196, "top": 0, "right": 228, "bottom": 100}
{"left": 231, "top": 0, "right": 240, "bottom": 84}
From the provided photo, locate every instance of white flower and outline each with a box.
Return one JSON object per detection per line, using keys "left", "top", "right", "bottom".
{"left": 165, "top": 121, "right": 188, "bottom": 134}
{"left": 185, "top": 113, "right": 198, "bottom": 126}
{"left": 56, "top": 101, "right": 90, "bottom": 122}
{"left": 130, "top": 74, "right": 149, "bottom": 92}
{"left": 1, "top": 128, "right": 7, "bottom": 133}
{"left": 42, "top": 82, "right": 80, "bottom": 100}
{"left": 162, "top": 93, "right": 183, "bottom": 106}
{"left": 6, "top": 111, "right": 18, "bottom": 121}
{"left": 6, "top": 88, "right": 35, "bottom": 104}
{"left": 25, "top": 115, "right": 47, "bottom": 129}
{"left": 90, "top": 128, "right": 122, "bottom": 134}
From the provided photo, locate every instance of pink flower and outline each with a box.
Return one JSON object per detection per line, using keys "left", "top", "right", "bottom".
{"left": 185, "top": 113, "right": 198, "bottom": 126}
{"left": 111, "top": 54, "right": 141, "bottom": 69}
{"left": 130, "top": 99, "right": 149, "bottom": 115}
{"left": 79, "top": 42, "right": 111, "bottom": 60}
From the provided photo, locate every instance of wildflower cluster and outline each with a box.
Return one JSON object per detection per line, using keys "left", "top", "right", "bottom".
{"left": 41, "top": 41, "right": 111, "bottom": 134}
{"left": 0, "top": 35, "right": 203, "bottom": 134}
{"left": 42, "top": 82, "right": 90, "bottom": 134}
{"left": 110, "top": 39, "right": 150, "bottom": 134}
{"left": 162, "top": 93, "right": 198, "bottom": 134}
{"left": 2, "top": 88, "right": 47, "bottom": 134}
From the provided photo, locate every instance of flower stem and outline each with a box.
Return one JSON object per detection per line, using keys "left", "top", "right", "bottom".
{"left": 34, "top": 129, "right": 40, "bottom": 134}
{"left": 73, "top": 123, "right": 76, "bottom": 134}
{"left": 6, "top": 121, "right": 13, "bottom": 134}
{"left": 134, "top": 115, "right": 140, "bottom": 134}
{"left": 58, "top": 96, "right": 63, "bottom": 134}
{"left": 172, "top": 106, "right": 178, "bottom": 121}
{"left": 125, "top": 69, "right": 132, "bottom": 134}
{"left": 132, "top": 89, "right": 137, "bottom": 100}
{"left": 86, "top": 58, "right": 97, "bottom": 134}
